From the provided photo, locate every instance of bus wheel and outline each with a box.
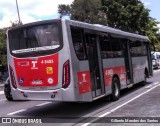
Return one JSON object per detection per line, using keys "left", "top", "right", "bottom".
{"left": 142, "top": 73, "right": 147, "bottom": 86}
{"left": 111, "top": 77, "right": 120, "bottom": 101}
{"left": 142, "top": 69, "right": 148, "bottom": 86}
{"left": 4, "top": 78, "right": 13, "bottom": 101}
{"left": 4, "top": 87, "right": 13, "bottom": 101}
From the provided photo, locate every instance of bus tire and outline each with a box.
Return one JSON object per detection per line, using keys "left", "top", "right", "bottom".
{"left": 4, "top": 78, "right": 13, "bottom": 101}
{"left": 111, "top": 77, "right": 120, "bottom": 101}
{"left": 142, "top": 69, "right": 148, "bottom": 86}
{"left": 4, "top": 88, "right": 13, "bottom": 101}
{"left": 142, "top": 74, "right": 147, "bottom": 86}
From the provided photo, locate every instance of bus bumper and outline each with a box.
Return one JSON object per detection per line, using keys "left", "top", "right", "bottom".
{"left": 11, "top": 88, "right": 63, "bottom": 101}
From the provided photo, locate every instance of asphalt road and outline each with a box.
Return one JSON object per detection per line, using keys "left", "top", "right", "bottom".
{"left": 0, "top": 69, "right": 160, "bottom": 126}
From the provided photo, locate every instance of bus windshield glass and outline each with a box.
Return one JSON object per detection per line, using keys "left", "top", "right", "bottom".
{"left": 9, "top": 22, "right": 62, "bottom": 56}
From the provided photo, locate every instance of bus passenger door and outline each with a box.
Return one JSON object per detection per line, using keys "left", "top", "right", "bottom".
{"left": 85, "top": 33, "right": 105, "bottom": 99}
{"left": 123, "top": 40, "right": 134, "bottom": 85}
{"left": 146, "top": 43, "right": 153, "bottom": 76}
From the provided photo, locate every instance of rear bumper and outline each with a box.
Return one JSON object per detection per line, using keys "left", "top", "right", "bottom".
{"left": 11, "top": 88, "right": 63, "bottom": 101}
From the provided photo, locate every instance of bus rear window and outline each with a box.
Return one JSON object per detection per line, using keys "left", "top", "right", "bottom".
{"left": 8, "top": 22, "right": 62, "bottom": 57}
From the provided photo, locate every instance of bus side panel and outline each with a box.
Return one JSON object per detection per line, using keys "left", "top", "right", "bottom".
{"left": 7, "top": 48, "right": 20, "bottom": 100}
{"left": 64, "top": 20, "right": 93, "bottom": 102}
{"left": 6, "top": 33, "right": 20, "bottom": 100}
{"left": 78, "top": 61, "right": 92, "bottom": 102}
{"left": 56, "top": 20, "right": 77, "bottom": 102}
{"left": 77, "top": 71, "right": 91, "bottom": 95}
{"left": 102, "top": 58, "right": 127, "bottom": 95}
{"left": 132, "top": 56, "right": 148, "bottom": 84}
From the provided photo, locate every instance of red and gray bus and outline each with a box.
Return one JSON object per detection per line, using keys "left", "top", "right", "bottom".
{"left": 5, "top": 19, "right": 153, "bottom": 101}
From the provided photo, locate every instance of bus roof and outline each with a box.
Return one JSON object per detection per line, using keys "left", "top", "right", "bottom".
{"left": 66, "top": 19, "right": 149, "bottom": 42}
{"left": 8, "top": 18, "right": 149, "bottom": 42}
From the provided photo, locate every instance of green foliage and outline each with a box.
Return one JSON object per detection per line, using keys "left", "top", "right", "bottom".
{"left": 59, "top": 0, "right": 107, "bottom": 24}
{"left": 71, "top": 0, "right": 106, "bottom": 24}
{"left": 58, "top": 4, "right": 71, "bottom": 18}
{"left": 58, "top": 0, "right": 160, "bottom": 50}
{"left": 155, "top": 44, "right": 160, "bottom": 51}
{"left": 145, "top": 18, "right": 160, "bottom": 44}
{"left": 0, "top": 20, "right": 22, "bottom": 65}
{"left": 10, "top": 20, "right": 22, "bottom": 27}
{"left": 0, "top": 28, "right": 7, "bottom": 65}
{"left": 101, "top": 0, "right": 151, "bottom": 35}
{"left": 154, "top": 32, "right": 160, "bottom": 51}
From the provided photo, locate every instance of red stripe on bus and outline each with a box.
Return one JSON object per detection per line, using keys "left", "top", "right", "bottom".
{"left": 78, "top": 66, "right": 126, "bottom": 94}
{"left": 103, "top": 66, "right": 126, "bottom": 86}
{"left": 77, "top": 71, "right": 91, "bottom": 94}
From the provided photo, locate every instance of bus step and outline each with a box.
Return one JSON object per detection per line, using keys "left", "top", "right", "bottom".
{"left": 93, "top": 94, "right": 106, "bottom": 101}
{"left": 127, "top": 84, "right": 133, "bottom": 88}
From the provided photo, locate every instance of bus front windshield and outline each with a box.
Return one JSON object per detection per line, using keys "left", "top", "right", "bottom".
{"left": 9, "top": 22, "right": 62, "bottom": 57}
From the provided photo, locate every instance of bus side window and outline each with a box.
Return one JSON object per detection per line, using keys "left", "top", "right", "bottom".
{"left": 99, "top": 35, "right": 112, "bottom": 59}
{"left": 71, "top": 28, "right": 87, "bottom": 60}
{"left": 130, "top": 41, "right": 141, "bottom": 56}
{"left": 130, "top": 41, "right": 146, "bottom": 57}
{"left": 141, "top": 42, "right": 147, "bottom": 56}
{"left": 110, "top": 35, "right": 123, "bottom": 58}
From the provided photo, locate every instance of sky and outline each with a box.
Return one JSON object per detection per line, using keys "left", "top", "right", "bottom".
{"left": 0, "top": 0, "right": 159, "bottom": 28}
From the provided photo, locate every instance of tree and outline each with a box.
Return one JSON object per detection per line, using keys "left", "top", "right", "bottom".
{"left": 101, "top": 0, "right": 151, "bottom": 35}
{"left": 0, "top": 20, "right": 22, "bottom": 65}
{"left": 58, "top": 0, "right": 160, "bottom": 50}
{"left": 58, "top": 0, "right": 151, "bottom": 34}
{"left": 58, "top": 4, "right": 71, "bottom": 18}
{"left": 58, "top": 0, "right": 107, "bottom": 24}
{"left": 71, "top": 0, "right": 103, "bottom": 24}
{"left": 147, "top": 21, "right": 160, "bottom": 51}
{"left": 145, "top": 18, "right": 159, "bottom": 45}
{"left": 0, "top": 28, "right": 7, "bottom": 65}
{"left": 10, "top": 20, "right": 22, "bottom": 27}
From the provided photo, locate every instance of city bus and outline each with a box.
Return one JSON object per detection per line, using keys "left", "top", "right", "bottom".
{"left": 5, "top": 19, "right": 153, "bottom": 101}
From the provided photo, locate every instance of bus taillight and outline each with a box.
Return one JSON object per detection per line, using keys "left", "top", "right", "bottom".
{"left": 9, "top": 66, "right": 17, "bottom": 89}
{"left": 62, "top": 60, "right": 70, "bottom": 89}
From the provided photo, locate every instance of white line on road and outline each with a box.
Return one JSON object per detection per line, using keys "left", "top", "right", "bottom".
{"left": 35, "top": 102, "right": 52, "bottom": 107}
{"left": 7, "top": 109, "right": 26, "bottom": 116}
{"left": 145, "top": 82, "right": 159, "bottom": 89}
{"left": 0, "top": 91, "right": 4, "bottom": 95}
{"left": 0, "top": 84, "right": 4, "bottom": 87}
{"left": 6, "top": 102, "right": 52, "bottom": 116}
{"left": 153, "top": 82, "right": 159, "bottom": 85}
{"left": 82, "top": 83, "right": 160, "bottom": 126}
{"left": 154, "top": 69, "right": 160, "bottom": 73}
{"left": 145, "top": 85, "right": 153, "bottom": 89}
{"left": 0, "top": 99, "right": 6, "bottom": 102}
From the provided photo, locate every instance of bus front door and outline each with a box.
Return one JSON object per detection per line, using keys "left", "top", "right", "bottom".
{"left": 85, "top": 33, "right": 105, "bottom": 99}
{"left": 123, "top": 40, "right": 134, "bottom": 86}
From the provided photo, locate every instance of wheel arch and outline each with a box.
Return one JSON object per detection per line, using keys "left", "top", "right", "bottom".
{"left": 145, "top": 67, "right": 149, "bottom": 78}
{"left": 112, "top": 74, "right": 121, "bottom": 89}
